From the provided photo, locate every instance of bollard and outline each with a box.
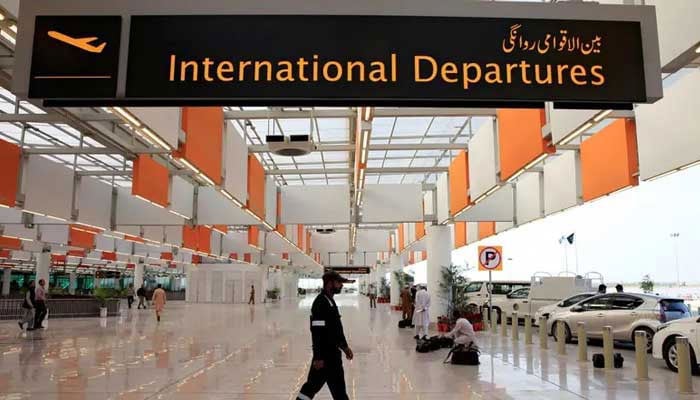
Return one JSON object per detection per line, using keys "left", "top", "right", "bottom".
{"left": 602, "top": 326, "right": 614, "bottom": 370}
{"left": 501, "top": 312, "right": 508, "bottom": 337}
{"left": 482, "top": 308, "right": 489, "bottom": 332}
{"left": 491, "top": 308, "right": 498, "bottom": 332}
{"left": 539, "top": 317, "right": 548, "bottom": 349}
{"left": 634, "top": 331, "right": 649, "bottom": 381}
{"left": 556, "top": 321, "right": 567, "bottom": 355}
{"left": 577, "top": 322, "right": 587, "bottom": 362}
{"left": 511, "top": 312, "right": 519, "bottom": 341}
{"left": 524, "top": 315, "right": 533, "bottom": 345}
{"left": 676, "top": 337, "right": 694, "bottom": 394}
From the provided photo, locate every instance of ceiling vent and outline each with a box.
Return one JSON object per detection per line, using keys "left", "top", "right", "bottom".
{"left": 266, "top": 134, "right": 315, "bottom": 157}
{"left": 316, "top": 228, "right": 336, "bottom": 235}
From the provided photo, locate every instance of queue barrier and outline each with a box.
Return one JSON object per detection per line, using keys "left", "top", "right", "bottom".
{"left": 0, "top": 298, "right": 120, "bottom": 320}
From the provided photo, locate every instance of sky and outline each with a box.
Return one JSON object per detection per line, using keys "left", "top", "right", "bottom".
{"left": 404, "top": 163, "right": 700, "bottom": 286}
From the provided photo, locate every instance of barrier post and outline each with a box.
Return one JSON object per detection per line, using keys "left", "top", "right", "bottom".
{"left": 676, "top": 337, "right": 695, "bottom": 394}
{"left": 556, "top": 321, "right": 566, "bottom": 355}
{"left": 539, "top": 317, "right": 548, "bottom": 349}
{"left": 634, "top": 331, "right": 649, "bottom": 381}
{"left": 524, "top": 314, "right": 532, "bottom": 345}
{"left": 577, "top": 322, "right": 587, "bottom": 362}
{"left": 602, "top": 326, "right": 614, "bottom": 370}
{"left": 501, "top": 312, "right": 508, "bottom": 337}
{"left": 511, "top": 312, "right": 519, "bottom": 341}
{"left": 491, "top": 308, "right": 498, "bottom": 332}
{"left": 482, "top": 307, "right": 489, "bottom": 332}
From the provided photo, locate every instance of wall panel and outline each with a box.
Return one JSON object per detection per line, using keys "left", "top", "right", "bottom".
{"left": 515, "top": 172, "right": 543, "bottom": 225}
{"left": 448, "top": 150, "right": 470, "bottom": 215}
{"left": 281, "top": 185, "right": 350, "bottom": 224}
{"left": 0, "top": 139, "right": 20, "bottom": 207}
{"left": 127, "top": 107, "right": 180, "bottom": 150}
{"left": 362, "top": 184, "right": 423, "bottom": 223}
{"left": 468, "top": 118, "right": 498, "bottom": 199}
{"left": 456, "top": 184, "right": 514, "bottom": 222}
{"left": 497, "top": 108, "right": 550, "bottom": 181}
{"left": 181, "top": 107, "right": 223, "bottom": 185}
{"left": 23, "top": 155, "right": 73, "bottom": 221}
{"left": 543, "top": 151, "right": 581, "bottom": 215}
{"left": 224, "top": 121, "right": 249, "bottom": 202}
{"left": 76, "top": 176, "right": 112, "bottom": 230}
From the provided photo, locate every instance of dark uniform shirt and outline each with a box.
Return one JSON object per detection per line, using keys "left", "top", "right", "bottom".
{"left": 310, "top": 292, "right": 348, "bottom": 361}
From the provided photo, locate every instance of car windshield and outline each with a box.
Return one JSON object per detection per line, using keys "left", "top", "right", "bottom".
{"left": 560, "top": 293, "right": 594, "bottom": 307}
{"left": 660, "top": 300, "right": 690, "bottom": 321}
{"left": 465, "top": 282, "right": 483, "bottom": 292}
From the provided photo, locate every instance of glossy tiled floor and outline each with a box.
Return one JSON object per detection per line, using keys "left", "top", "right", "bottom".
{"left": 0, "top": 294, "right": 697, "bottom": 399}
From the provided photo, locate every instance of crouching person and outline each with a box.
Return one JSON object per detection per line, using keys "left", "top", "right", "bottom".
{"left": 444, "top": 312, "right": 476, "bottom": 347}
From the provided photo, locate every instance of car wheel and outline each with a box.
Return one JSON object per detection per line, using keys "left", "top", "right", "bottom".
{"left": 633, "top": 327, "right": 655, "bottom": 353}
{"left": 551, "top": 321, "right": 572, "bottom": 343}
{"left": 663, "top": 337, "right": 700, "bottom": 374}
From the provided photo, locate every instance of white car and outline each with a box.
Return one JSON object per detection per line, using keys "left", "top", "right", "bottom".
{"left": 652, "top": 316, "right": 700, "bottom": 373}
{"left": 535, "top": 292, "right": 597, "bottom": 325}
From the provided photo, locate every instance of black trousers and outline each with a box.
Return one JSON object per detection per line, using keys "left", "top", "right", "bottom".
{"left": 34, "top": 301, "right": 47, "bottom": 328}
{"left": 297, "top": 355, "right": 348, "bottom": 400}
{"left": 127, "top": 296, "right": 134, "bottom": 309}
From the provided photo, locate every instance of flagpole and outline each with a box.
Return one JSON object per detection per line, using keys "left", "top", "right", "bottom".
{"left": 574, "top": 237, "right": 579, "bottom": 275}
{"left": 562, "top": 239, "right": 569, "bottom": 274}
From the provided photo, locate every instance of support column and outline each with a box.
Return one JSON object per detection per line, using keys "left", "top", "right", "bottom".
{"left": 69, "top": 272, "right": 77, "bottom": 295}
{"left": 2, "top": 268, "right": 11, "bottom": 297}
{"left": 134, "top": 263, "right": 145, "bottom": 291}
{"left": 390, "top": 254, "right": 402, "bottom": 306}
{"left": 36, "top": 251, "right": 50, "bottom": 286}
{"left": 426, "top": 225, "right": 452, "bottom": 323}
{"left": 376, "top": 265, "right": 385, "bottom": 299}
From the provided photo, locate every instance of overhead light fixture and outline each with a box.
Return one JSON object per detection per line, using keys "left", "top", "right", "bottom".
{"left": 140, "top": 127, "right": 172, "bottom": 150}
{"left": 485, "top": 185, "right": 499, "bottom": 197}
{"left": 112, "top": 107, "right": 142, "bottom": 127}
{"left": 680, "top": 159, "right": 700, "bottom": 170}
{"left": 506, "top": 169, "right": 526, "bottom": 184}
{"left": 0, "top": 30, "right": 15, "bottom": 44}
{"left": 592, "top": 109, "right": 613, "bottom": 122}
{"left": 696, "top": 45, "right": 700, "bottom": 54}
{"left": 558, "top": 122, "right": 593, "bottom": 145}
{"left": 168, "top": 209, "right": 190, "bottom": 220}
{"left": 362, "top": 107, "right": 373, "bottom": 122}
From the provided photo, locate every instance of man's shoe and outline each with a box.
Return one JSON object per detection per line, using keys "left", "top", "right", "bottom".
{"left": 413, "top": 335, "right": 419, "bottom": 340}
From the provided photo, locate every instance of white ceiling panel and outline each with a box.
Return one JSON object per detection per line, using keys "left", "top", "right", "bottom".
{"left": 362, "top": 184, "right": 423, "bottom": 223}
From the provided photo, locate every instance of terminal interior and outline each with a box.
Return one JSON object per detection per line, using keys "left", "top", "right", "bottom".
{"left": 0, "top": 0, "right": 699, "bottom": 399}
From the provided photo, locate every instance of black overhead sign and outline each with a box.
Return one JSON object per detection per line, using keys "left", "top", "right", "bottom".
{"left": 30, "top": 15, "right": 649, "bottom": 107}
{"left": 29, "top": 16, "right": 122, "bottom": 99}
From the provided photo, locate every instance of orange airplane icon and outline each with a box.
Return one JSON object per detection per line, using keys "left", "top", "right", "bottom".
{"left": 48, "top": 30, "right": 106, "bottom": 53}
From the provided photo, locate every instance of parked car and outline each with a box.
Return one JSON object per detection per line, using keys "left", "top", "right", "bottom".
{"left": 534, "top": 292, "right": 597, "bottom": 324}
{"left": 549, "top": 293, "right": 690, "bottom": 351}
{"left": 490, "top": 276, "right": 595, "bottom": 323}
{"left": 465, "top": 280, "right": 530, "bottom": 315}
{"left": 652, "top": 316, "right": 699, "bottom": 373}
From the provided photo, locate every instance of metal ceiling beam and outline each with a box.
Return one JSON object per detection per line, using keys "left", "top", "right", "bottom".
{"left": 249, "top": 143, "right": 466, "bottom": 153}
{"left": 0, "top": 113, "right": 67, "bottom": 123}
{"left": 225, "top": 108, "right": 497, "bottom": 120}
{"left": 23, "top": 147, "right": 169, "bottom": 155}
{"left": 266, "top": 167, "right": 447, "bottom": 175}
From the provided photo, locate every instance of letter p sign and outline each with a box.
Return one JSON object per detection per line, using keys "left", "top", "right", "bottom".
{"left": 478, "top": 246, "right": 503, "bottom": 271}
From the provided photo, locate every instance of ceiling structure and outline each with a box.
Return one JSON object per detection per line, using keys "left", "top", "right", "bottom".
{"left": 0, "top": 0, "right": 699, "bottom": 279}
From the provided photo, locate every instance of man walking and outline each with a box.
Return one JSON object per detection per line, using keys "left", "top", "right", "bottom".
{"left": 296, "top": 271, "right": 354, "bottom": 400}
{"left": 368, "top": 284, "right": 377, "bottom": 309}
{"left": 137, "top": 285, "right": 146, "bottom": 309}
{"left": 152, "top": 284, "right": 167, "bottom": 322}
{"left": 400, "top": 285, "right": 413, "bottom": 321}
{"left": 18, "top": 280, "right": 36, "bottom": 331}
{"left": 33, "top": 279, "right": 48, "bottom": 330}
{"left": 248, "top": 284, "right": 256, "bottom": 305}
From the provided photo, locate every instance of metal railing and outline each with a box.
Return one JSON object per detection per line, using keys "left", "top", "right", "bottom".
{"left": 0, "top": 298, "right": 120, "bottom": 320}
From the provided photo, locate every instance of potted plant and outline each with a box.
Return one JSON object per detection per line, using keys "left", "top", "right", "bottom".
{"left": 93, "top": 287, "right": 110, "bottom": 318}
{"left": 438, "top": 264, "right": 470, "bottom": 327}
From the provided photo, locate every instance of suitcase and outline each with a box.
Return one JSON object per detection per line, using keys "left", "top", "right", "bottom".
{"left": 398, "top": 319, "right": 411, "bottom": 328}
{"left": 445, "top": 344, "right": 480, "bottom": 365}
{"left": 592, "top": 353, "right": 624, "bottom": 369}
{"left": 415, "top": 339, "right": 432, "bottom": 353}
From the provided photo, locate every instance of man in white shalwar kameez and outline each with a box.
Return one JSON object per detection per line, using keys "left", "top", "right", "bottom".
{"left": 412, "top": 285, "right": 430, "bottom": 340}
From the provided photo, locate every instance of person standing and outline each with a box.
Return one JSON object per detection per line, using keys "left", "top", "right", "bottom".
{"left": 400, "top": 285, "right": 413, "bottom": 321}
{"left": 19, "top": 281, "right": 36, "bottom": 331}
{"left": 126, "top": 284, "right": 135, "bottom": 309}
{"left": 368, "top": 284, "right": 377, "bottom": 309}
{"left": 248, "top": 284, "right": 256, "bottom": 305}
{"left": 412, "top": 284, "right": 430, "bottom": 340}
{"left": 597, "top": 284, "right": 607, "bottom": 294}
{"left": 151, "top": 284, "right": 167, "bottom": 322}
{"left": 33, "top": 279, "right": 48, "bottom": 330}
{"left": 615, "top": 284, "right": 624, "bottom": 293}
{"left": 137, "top": 285, "right": 146, "bottom": 309}
{"left": 296, "top": 271, "right": 354, "bottom": 400}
